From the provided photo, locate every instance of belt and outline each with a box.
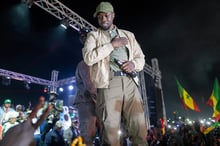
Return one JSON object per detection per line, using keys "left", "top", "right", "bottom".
{"left": 114, "top": 71, "right": 128, "bottom": 76}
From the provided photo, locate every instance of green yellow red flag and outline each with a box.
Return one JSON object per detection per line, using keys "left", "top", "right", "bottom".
{"left": 206, "top": 78, "right": 220, "bottom": 120}
{"left": 175, "top": 78, "right": 201, "bottom": 112}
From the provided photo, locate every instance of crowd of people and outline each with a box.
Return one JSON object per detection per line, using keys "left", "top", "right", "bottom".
{"left": 1, "top": 96, "right": 220, "bottom": 146}
{"left": 0, "top": 96, "right": 86, "bottom": 146}
{"left": 146, "top": 119, "right": 220, "bottom": 146}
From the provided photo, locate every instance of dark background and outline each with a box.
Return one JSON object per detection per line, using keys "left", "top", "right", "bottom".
{"left": 0, "top": 0, "right": 220, "bottom": 119}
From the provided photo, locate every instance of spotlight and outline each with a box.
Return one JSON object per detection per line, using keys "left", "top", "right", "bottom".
{"left": 68, "top": 85, "right": 74, "bottom": 90}
{"left": 24, "top": 81, "right": 31, "bottom": 90}
{"left": 60, "top": 18, "right": 69, "bottom": 29}
{"left": 79, "top": 27, "right": 90, "bottom": 34}
{"left": 59, "top": 87, "right": 64, "bottom": 92}
{"left": 2, "top": 76, "right": 11, "bottom": 86}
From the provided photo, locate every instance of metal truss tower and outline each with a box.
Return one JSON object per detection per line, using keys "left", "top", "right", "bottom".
{"left": 4, "top": 0, "right": 166, "bottom": 127}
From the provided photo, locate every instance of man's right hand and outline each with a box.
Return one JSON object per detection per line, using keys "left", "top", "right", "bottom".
{"left": 111, "top": 37, "right": 128, "bottom": 48}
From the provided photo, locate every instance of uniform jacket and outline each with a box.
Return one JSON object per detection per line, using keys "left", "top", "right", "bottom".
{"left": 82, "top": 27, "right": 145, "bottom": 88}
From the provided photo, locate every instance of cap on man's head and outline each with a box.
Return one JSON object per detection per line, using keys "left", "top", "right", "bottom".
{"left": 4, "top": 99, "right": 11, "bottom": 104}
{"left": 55, "top": 121, "right": 63, "bottom": 128}
{"left": 93, "top": 1, "right": 114, "bottom": 18}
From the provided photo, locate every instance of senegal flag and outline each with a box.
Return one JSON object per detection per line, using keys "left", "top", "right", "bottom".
{"left": 176, "top": 78, "right": 201, "bottom": 112}
{"left": 160, "top": 118, "right": 165, "bottom": 135}
{"left": 203, "top": 122, "right": 220, "bottom": 135}
{"left": 206, "top": 78, "right": 220, "bottom": 118}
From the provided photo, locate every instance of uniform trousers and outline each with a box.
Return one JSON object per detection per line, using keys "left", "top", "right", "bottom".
{"left": 96, "top": 74, "right": 148, "bottom": 146}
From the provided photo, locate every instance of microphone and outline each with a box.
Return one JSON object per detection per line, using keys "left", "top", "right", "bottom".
{"left": 114, "top": 59, "right": 137, "bottom": 78}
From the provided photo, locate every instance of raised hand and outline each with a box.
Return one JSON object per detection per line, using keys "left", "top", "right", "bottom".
{"left": 0, "top": 96, "right": 53, "bottom": 146}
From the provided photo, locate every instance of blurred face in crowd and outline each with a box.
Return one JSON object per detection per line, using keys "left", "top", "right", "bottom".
{"left": 199, "top": 124, "right": 206, "bottom": 133}
{"left": 72, "top": 120, "right": 79, "bottom": 128}
{"left": 4, "top": 103, "right": 11, "bottom": 108}
{"left": 64, "top": 114, "right": 69, "bottom": 121}
{"left": 9, "top": 117, "right": 17, "bottom": 124}
{"left": 16, "top": 105, "right": 22, "bottom": 111}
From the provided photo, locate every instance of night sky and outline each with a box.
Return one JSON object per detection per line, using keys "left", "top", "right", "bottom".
{"left": 0, "top": 0, "right": 220, "bottom": 120}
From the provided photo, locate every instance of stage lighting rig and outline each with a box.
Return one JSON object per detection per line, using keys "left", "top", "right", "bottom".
{"left": 60, "top": 18, "right": 69, "bottom": 29}
{"left": 1, "top": 76, "right": 11, "bottom": 86}
{"left": 24, "top": 81, "right": 31, "bottom": 90}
